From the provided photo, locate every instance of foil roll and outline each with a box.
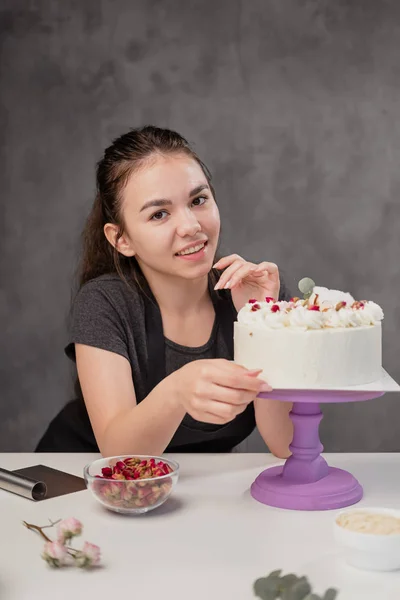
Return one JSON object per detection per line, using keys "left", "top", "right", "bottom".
{"left": 0, "top": 467, "right": 47, "bottom": 500}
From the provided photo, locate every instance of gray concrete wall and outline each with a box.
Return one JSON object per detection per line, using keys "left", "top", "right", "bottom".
{"left": 1, "top": 0, "right": 399, "bottom": 451}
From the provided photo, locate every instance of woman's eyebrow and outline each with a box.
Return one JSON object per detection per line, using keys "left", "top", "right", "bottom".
{"left": 140, "top": 184, "right": 210, "bottom": 212}
{"left": 140, "top": 198, "right": 172, "bottom": 212}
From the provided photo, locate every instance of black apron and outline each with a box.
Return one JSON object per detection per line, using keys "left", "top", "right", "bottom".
{"left": 35, "top": 282, "right": 255, "bottom": 453}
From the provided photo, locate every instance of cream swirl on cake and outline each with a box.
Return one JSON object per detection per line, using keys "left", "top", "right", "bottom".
{"left": 237, "top": 288, "right": 384, "bottom": 331}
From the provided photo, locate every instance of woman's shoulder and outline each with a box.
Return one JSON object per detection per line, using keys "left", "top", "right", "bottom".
{"left": 77, "top": 272, "right": 140, "bottom": 294}
{"left": 73, "top": 273, "right": 144, "bottom": 315}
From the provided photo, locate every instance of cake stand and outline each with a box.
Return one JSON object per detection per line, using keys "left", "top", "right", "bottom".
{"left": 252, "top": 369, "right": 400, "bottom": 511}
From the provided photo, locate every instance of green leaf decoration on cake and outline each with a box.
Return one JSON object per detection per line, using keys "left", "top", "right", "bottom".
{"left": 298, "top": 277, "right": 316, "bottom": 300}
{"left": 253, "top": 570, "right": 338, "bottom": 600}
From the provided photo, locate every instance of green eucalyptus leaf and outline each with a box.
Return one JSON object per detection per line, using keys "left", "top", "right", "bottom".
{"left": 298, "top": 277, "right": 316, "bottom": 300}
{"left": 278, "top": 574, "right": 300, "bottom": 592}
{"left": 253, "top": 570, "right": 339, "bottom": 600}
{"left": 253, "top": 576, "right": 280, "bottom": 600}
{"left": 281, "top": 576, "right": 312, "bottom": 600}
{"left": 322, "top": 590, "right": 338, "bottom": 600}
{"left": 268, "top": 570, "right": 282, "bottom": 579}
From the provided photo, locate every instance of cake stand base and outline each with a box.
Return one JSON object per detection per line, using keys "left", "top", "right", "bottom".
{"left": 251, "top": 465, "right": 363, "bottom": 511}
{"left": 251, "top": 386, "right": 393, "bottom": 511}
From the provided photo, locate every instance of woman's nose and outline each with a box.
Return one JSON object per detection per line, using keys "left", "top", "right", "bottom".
{"left": 176, "top": 210, "right": 201, "bottom": 237}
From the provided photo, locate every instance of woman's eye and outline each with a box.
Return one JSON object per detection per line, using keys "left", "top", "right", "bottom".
{"left": 151, "top": 210, "right": 168, "bottom": 221}
{"left": 192, "top": 196, "right": 207, "bottom": 207}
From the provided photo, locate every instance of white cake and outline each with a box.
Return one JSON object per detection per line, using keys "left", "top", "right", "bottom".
{"left": 233, "top": 286, "right": 384, "bottom": 388}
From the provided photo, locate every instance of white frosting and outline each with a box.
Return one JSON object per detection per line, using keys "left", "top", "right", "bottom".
{"left": 263, "top": 311, "right": 289, "bottom": 329}
{"left": 360, "top": 301, "right": 384, "bottom": 323}
{"left": 234, "top": 323, "right": 382, "bottom": 387}
{"left": 324, "top": 307, "right": 359, "bottom": 328}
{"left": 237, "top": 288, "right": 384, "bottom": 331}
{"left": 287, "top": 305, "right": 325, "bottom": 330}
{"left": 309, "top": 286, "right": 355, "bottom": 306}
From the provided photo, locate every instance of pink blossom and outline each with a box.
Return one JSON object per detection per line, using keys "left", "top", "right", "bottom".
{"left": 42, "top": 541, "right": 68, "bottom": 568}
{"left": 57, "top": 517, "right": 83, "bottom": 543}
{"left": 75, "top": 542, "right": 101, "bottom": 568}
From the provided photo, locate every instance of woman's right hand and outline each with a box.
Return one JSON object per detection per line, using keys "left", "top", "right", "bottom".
{"left": 170, "top": 359, "right": 271, "bottom": 425}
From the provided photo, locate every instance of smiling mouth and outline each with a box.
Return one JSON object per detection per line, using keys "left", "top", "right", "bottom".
{"left": 175, "top": 241, "right": 207, "bottom": 256}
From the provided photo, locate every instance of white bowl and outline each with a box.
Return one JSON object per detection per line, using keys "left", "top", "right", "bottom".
{"left": 334, "top": 506, "right": 400, "bottom": 571}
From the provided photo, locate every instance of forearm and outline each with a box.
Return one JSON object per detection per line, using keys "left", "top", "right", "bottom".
{"left": 254, "top": 398, "right": 293, "bottom": 458}
{"left": 100, "top": 376, "right": 186, "bottom": 457}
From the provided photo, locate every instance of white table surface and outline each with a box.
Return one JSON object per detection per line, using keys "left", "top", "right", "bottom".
{"left": 1, "top": 453, "right": 400, "bottom": 600}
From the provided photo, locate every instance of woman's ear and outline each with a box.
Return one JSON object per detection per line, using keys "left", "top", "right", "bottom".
{"left": 103, "top": 223, "right": 135, "bottom": 257}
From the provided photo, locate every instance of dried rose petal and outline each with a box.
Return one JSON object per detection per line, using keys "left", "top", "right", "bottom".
{"left": 352, "top": 301, "right": 365, "bottom": 309}
{"left": 124, "top": 457, "right": 140, "bottom": 466}
{"left": 101, "top": 467, "right": 113, "bottom": 478}
{"left": 137, "top": 487, "right": 153, "bottom": 499}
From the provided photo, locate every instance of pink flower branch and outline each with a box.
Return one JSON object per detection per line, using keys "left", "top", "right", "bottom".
{"left": 23, "top": 517, "right": 101, "bottom": 569}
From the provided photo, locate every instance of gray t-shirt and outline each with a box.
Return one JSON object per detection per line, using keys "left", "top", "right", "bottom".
{"left": 64, "top": 273, "right": 256, "bottom": 451}
{"left": 66, "top": 274, "right": 232, "bottom": 401}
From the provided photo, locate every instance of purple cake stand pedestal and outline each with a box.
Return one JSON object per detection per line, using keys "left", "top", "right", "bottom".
{"left": 251, "top": 388, "right": 385, "bottom": 511}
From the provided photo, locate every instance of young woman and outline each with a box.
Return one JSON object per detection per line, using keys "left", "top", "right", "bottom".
{"left": 36, "top": 126, "right": 293, "bottom": 457}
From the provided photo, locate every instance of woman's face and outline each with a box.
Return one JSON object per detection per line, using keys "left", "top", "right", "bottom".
{"left": 119, "top": 153, "right": 220, "bottom": 281}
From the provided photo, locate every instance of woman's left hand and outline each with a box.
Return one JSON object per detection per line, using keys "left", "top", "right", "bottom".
{"left": 213, "top": 254, "right": 280, "bottom": 312}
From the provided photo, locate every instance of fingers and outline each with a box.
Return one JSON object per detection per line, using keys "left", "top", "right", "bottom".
{"left": 213, "top": 257, "right": 280, "bottom": 291}
{"left": 214, "top": 259, "right": 248, "bottom": 290}
{"left": 201, "top": 400, "right": 249, "bottom": 425}
{"left": 253, "top": 261, "right": 279, "bottom": 276}
{"left": 207, "top": 383, "right": 258, "bottom": 406}
{"left": 213, "top": 254, "right": 243, "bottom": 270}
{"left": 213, "top": 256, "right": 278, "bottom": 276}
{"left": 212, "top": 359, "right": 271, "bottom": 387}
{"left": 253, "top": 262, "right": 280, "bottom": 288}
{"left": 225, "top": 263, "right": 257, "bottom": 289}
{"left": 201, "top": 363, "right": 269, "bottom": 393}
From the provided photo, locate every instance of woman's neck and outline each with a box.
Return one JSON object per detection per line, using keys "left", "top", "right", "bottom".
{"left": 140, "top": 267, "right": 211, "bottom": 317}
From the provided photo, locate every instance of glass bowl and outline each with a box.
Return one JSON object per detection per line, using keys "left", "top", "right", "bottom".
{"left": 83, "top": 455, "right": 179, "bottom": 515}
